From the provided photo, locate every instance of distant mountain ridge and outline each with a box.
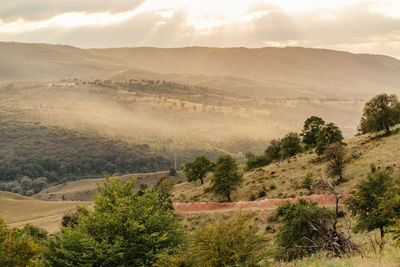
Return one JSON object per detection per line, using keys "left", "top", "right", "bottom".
{"left": 1, "top": 42, "right": 400, "bottom": 99}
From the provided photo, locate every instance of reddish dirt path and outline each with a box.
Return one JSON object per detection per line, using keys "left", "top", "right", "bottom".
{"left": 173, "top": 194, "right": 351, "bottom": 213}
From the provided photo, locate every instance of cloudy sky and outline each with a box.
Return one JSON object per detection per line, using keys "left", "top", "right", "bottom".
{"left": 1, "top": 0, "right": 400, "bottom": 58}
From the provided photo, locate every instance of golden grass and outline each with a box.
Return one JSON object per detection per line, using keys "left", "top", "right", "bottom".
{"left": 172, "top": 127, "right": 400, "bottom": 202}
{"left": 0, "top": 191, "right": 89, "bottom": 233}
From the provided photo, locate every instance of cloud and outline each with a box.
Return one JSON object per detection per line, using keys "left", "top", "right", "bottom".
{"left": 0, "top": 0, "right": 400, "bottom": 58}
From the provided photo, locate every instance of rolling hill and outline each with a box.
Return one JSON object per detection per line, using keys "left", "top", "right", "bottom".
{"left": 1, "top": 42, "right": 400, "bottom": 99}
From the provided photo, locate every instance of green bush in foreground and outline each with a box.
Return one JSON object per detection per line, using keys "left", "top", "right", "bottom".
{"left": 46, "top": 177, "right": 184, "bottom": 266}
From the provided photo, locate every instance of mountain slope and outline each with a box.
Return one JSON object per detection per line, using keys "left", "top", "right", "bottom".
{"left": 1, "top": 42, "right": 400, "bottom": 99}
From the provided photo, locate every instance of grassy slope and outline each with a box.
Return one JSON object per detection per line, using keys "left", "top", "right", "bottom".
{"left": 34, "top": 171, "right": 186, "bottom": 201}
{"left": 0, "top": 191, "right": 87, "bottom": 233}
{"left": 172, "top": 127, "right": 400, "bottom": 202}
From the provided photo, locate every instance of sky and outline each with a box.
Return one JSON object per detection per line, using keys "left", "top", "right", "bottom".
{"left": 1, "top": 0, "right": 400, "bottom": 58}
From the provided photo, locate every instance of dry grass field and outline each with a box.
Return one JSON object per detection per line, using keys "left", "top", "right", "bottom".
{"left": 0, "top": 191, "right": 88, "bottom": 233}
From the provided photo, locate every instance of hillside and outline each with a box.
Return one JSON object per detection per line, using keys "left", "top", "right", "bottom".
{"left": 34, "top": 171, "right": 185, "bottom": 201}
{"left": 172, "top": 127, "right": 400, "bottom": 203}
{"left": 0, "top": 191, "right": 87, "bottom": 233}
{"left": 1, "top": 42, "right": 400, "bottom": 99}
{"left": 34, "top": 127, "right": 400, "bottom": 205}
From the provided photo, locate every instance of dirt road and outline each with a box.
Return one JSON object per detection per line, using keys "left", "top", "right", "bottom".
{"left": 173, "top": 194, "right": 350, "bottom": 213}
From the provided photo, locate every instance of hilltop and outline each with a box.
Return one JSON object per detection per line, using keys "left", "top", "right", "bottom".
{"left": 1, "top": 42, "right": 400, "bottom": 99}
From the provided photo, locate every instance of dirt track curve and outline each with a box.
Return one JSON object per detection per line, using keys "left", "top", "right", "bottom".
{"left": 173, "top": 194, "right": 351, "bottom": 213}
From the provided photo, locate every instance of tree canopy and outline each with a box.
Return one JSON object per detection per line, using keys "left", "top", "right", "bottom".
{"left": 183, "top": 155, "right": 214, "bottom": 184}
{"left": 301, "top": 116, "right": 325, "bottom": 148}
{"left": 46, "top": 176, "right": 184, "bottom": 266}
{"left": 211, "top": 155, "right": 242, "bottom": 202}
{"left": 280, "top": 132, "right": 303, "bottom": 158}
{"left": 315, "top": 123, "right": 344, "bottom": 155}
{"left": 358, "top": 94, "right": 400, "bottom": 135}
{"left": 345, "top": 170, "right": 400, "bottom": 238}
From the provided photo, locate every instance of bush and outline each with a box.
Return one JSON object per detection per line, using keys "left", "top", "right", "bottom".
{"left": 258, "top": 190, "right": 266, "bottom": 198}
{"left": 280, "top": 132, "right": 303, "bottom": 158}
{"left": 245, "top": 155, "right": 270, "bottom": 171}
{"left": 190, "top": 211, "right": 266, "bottom": 266}
{"left": 46, "top": 177, "right": 184, "bottom": 266}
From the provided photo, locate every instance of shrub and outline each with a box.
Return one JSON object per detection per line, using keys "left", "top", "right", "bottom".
{"left": 190, "top": 211, "right": 266, "bottom": 266}
{"left": 46, "top": 177, "right": 184, "bottom": 266}
{"left": 245, "top": 155, "right": 270, "bottom": 171}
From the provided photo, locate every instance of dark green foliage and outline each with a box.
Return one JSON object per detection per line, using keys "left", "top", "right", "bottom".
{"left": 245, "top": 155, "right": 270, "bottom": 171}
{"left": 0, "top": 112, "right": 172, "bottom": 187}
{"left": 190, "top": 211, "right": 266, "bottom": 266}
{"left": 22, "top": 224, "right": 48, "bottom": 241}
{"left": 358, "top": 93, "right": 400, "bottom": 135}
{"left": 46, "top": 177, "right": 184, "bottom": 266}
{"left": 301, "top": 116, "right": 325, "bottom": 147}
{"left": 258, "top": 190, "right": 266, "bottom": 198}
{"left": 183, "top": 155, "right": 214, "bottom": 184}
{"left": 315, "top": 122, "right": 344, "bottom": 155}
{"left": 275, "top": 199, "right": 334, "bottom": 260}
{"left": 265, "top": 138, "right": 281, "bottom": 161}
{"left": 325, "top": 144, "right": 346, "bottom": 183}
{"left": 280, "top": 132, "right": 303, "bottom": 158}
{"left": 211, "top": 155, "right": 243, "bottom": 202}
{"left": 345, "top": 170, "right": 400, "bottom": 238}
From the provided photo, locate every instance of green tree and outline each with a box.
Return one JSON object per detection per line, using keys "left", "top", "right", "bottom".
{"left": 280, "top": 132, "right": 303, "bottom": 158}
{"left": 301, "top": 116, "right": 325, "bottom": 148}
{"left": 0, "top": 218, "right": 44, "bottom": 267}
{"left": 211, "top": 155, "right": 242, "bottom": 202}
{"left": 183, "top": 155, "right": 214, "bottom": 184}
{"left": 315, "top": 123, "right": 344, "bottom": 155}
{"left": 46, "top": 176, "right": 184, "bottom": 266}
{"left": 345, "top": 170, "right": 400, "bottom": 238}
{"left": 276, "top": 200, "right": 334, "bottom": 260}
{"left": 245, "top": 155, "right": 270, "bottom": 171}
{"left": 358, "top": 93, "right": 400, "bottom": 135}
{"left": 265, "top": 138, "right": 281, "bottom": 161}
{"left": 190, "top": 211, "right": 266, "bottom": 266}
{"left": 325, "top": 144, "right": 346, "bottom": 183}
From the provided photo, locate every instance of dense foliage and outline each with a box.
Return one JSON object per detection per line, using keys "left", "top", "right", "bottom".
{"left": 325, "top": 143, "right": 346, "bottom": 183}
{"left": 345, "top": 170, "right": 400, "bottom": 237}
{"left": 211, "top": 155, "right": 243, "bottom": 202}
{"left": 46, "top": 177, "right": 184, "bottom": 266}
{"left": 358, "top": 93, "right": 400, "bottom": 135}
{"left": 183, "top": 155, "right": 215, "bottom": 184}
{"left": 280, "top": 132, "right": 303, "bottom": 158}
{"left": 190, "top": 211, "right": 266, "bottom": 266}
{"left": 245, "top": 155, "right": 270, "bottom": 171}
{"left": 0, "top": 112, "right": 172, "bottom": 188}
{"left": 0, "top": 219, "right": 46, "bottom": 266}
{"left": 301, "top": 116, "right": 325, "bottom": 148}
{"left": 315, "top": 122, "right": 344, "bottom": 155}
{"left": 275, "top": 199, "right": 334, "bottom": 260}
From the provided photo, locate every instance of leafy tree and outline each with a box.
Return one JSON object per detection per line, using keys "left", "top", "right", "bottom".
{"left": 315, "top": 123, "right": 344, "bottom": 155}
{"left": 183, "top": 155, "right": 214, "bottom": 184}
{"left": 301, "top": 116, "right": 325, "bottom": 147}
{"left": 325, "top": 144, "right": 346, "bottom": 183}
{"left": 245, "top": 155, "right": 270, "bottom": 171}
{"left": 345, "top": 170, "right": 400, "bottom": 238}
{"left": 190, "top": 211, "right": 266, "bottom": 266}
{"left": 0, "top": 218, "right": 44, "bottom": 266}
{"left": 211, "top": 155, "right": 242, "bottom": 202}
{"left": 46, "top": 176, "right": 184, "bottom": 266}
{"left": 358, "top": 93, "right": 400, "bottom": 135}
{"left": 276, "top": 200, "right": 334, "bottom": 260}
{"left": 265, "top": 138, "right": 281, "bottom": 161}
{"left": 280, "top": 132, "right": 303, "bottom": 158}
